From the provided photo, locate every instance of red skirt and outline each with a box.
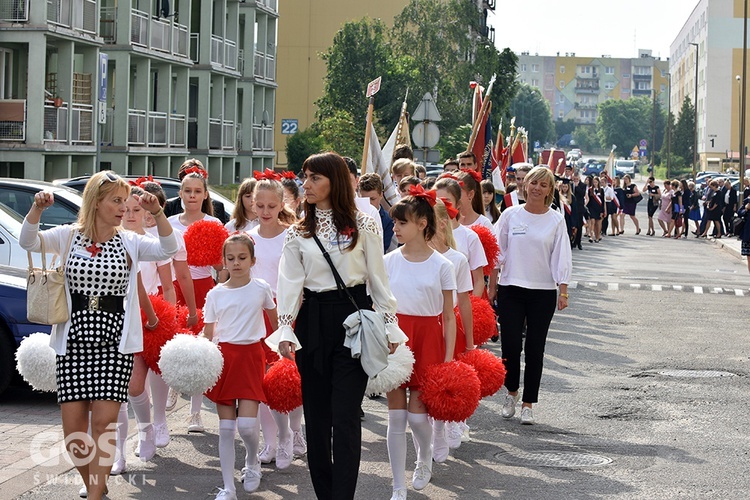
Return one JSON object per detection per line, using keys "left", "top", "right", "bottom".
{"left": 453, "top": 306, "right": 466, "bottom": 359}
{"left": 397, "top": 314, "right": 444, "bottom": 390}
{"left": 174, "top": 276, "right": 214, "bottom": 309}
{"left": 206, "top": 342, "right": 266, "bottom": 406}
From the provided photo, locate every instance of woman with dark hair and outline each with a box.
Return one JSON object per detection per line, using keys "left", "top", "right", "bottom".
{"left": 586, "top": 176, "right": 606, "bottom": 242}
{"left": 681, "top": 179, "right": 692, "bottom": 238}
{"left": 269, "top": 152, "right": 406, "bottom": 500}
{"left": 456, "top": 169, "right": 493, "bottom": 230}
{"left": 481, "top": 179, "right": 501, "bottom": 224}
{"left": 644, "top": 177, "right": 660, "bottom": 236}
{"left": 621, "top": 175, "right": 641, "bottom": 234}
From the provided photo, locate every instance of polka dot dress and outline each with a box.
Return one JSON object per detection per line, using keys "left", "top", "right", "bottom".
{"left": 56, "top": 232, "right": 132, "bottom": 404}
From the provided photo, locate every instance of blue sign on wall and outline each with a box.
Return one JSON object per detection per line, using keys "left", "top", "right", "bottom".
{"left": 281, "top": 119, "right": 298, "bottom": 135}
{"left": 98, "top": 53, "right": 108, "bottom": 102}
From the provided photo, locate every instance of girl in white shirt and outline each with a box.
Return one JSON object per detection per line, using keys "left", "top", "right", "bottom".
{"left": 225, "top": 177, "right": 259, "bottom": 233}
{"left": 384, "top": 187, "right": 456, "bottom": 499}
{"left": 247, "top": 172, "right": 305, "bottom": 469}
{"left": 434, "top": 176, "right": 488, "bottom": 297}
{"left": 204, "top": 233, "right": 277, "bottom": 498}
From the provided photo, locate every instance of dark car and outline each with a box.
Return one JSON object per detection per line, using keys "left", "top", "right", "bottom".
{"left": 582, "top": 162, "right": 604, "bottom": 177}
{"left": 55, "top": 175, "right": 235, "bottom": 223}
{"left": 0, "top": 264, "right": 52, "bottom": 395}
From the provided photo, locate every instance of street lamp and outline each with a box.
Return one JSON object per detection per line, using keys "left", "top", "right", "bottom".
{"left": 740, "top": 0, "right": 748, "bottom": 190}
{"left": 690, "top": 42, "right": 699, "bottom": 180}
{"left": 667, "top": 72, "right": 672, "bottom": 179}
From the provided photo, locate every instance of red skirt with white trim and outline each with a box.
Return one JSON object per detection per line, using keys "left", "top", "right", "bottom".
{"left": 206, "top": 342, "right": 266, "bottom": 406}
{"left": 397, "top": 313, "right": 445, "bottom": 390}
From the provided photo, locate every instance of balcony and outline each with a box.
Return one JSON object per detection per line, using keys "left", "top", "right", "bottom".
{"left": 575, "top": 83, "right": 600, "bottom": 94}
{"left": 0, "top": 100, "right": 26, "bottom": 141}
{"left": 148, "top": 111, "right": 167, "bottom": 146}
{"left": 128, "top": 109, "right": 146, "bottom": 145}
{"left": 170, "top": 114, "right": 185, "bottom": 147}
{"left": 128, "top": 8, "right": 189, "bottom": 58}
{"left": 70, "top": 102, "right": 93, "bottom": 144}
{"left": 210, "top": 35, "right": 237, "bottom": 71}
{"left": 577, "top": 72, "right": 599, "bottom": 80}
{"left": 47, "top": 0, "right": 97, "bottom": 35}
{"left": 253, "top": 51, "right": 275, "bottom": 81}
{"left": 632, "top": 73, "right": 652, "bottom": 81}
{"left": 43, "top": 100, "right": 68, "bottom": 142}
{"left": 128, "top": 108, "right": 186, "bottom": 147}
{"left": 252, "top": 123, "right": 273, "bottom": 151}
{"left": 209, "top": 118, "right": 235, "bottom": 150}
{"left": 255, "top": 0, "right": 277, "bottom": 13}
{"left": 1, "top": 0, "right": 29, "bottom": 21}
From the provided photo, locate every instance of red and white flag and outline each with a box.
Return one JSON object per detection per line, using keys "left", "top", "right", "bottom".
{"left": 503, "top": 191, "right": 519, "bottom": 208}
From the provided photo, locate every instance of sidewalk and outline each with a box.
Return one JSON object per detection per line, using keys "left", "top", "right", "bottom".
{"left": 708, "top": 232, "right": 743, "bottom": 260}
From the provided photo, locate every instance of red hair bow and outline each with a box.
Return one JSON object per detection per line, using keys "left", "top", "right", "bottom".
{"left": 253, "top": 168, "right": 282, "bottom": 181}
{"left": 184, "top": 166, "right": 208, "bottom": 179}
{"left": 408, "top": 184, "right": 437, "bottom": 206}
{"left": 281, "top": 171, "right": 297, "bottom": 180}
{"left": 440, "top": 197, "right": 460, "bottom": 219}
{"left": 129, "top": 175, "right": 158, "bottom": 188}
{"left": 438, "top": 172, "right": 465, "bottom": 187}
{"left": 460, "top": 168, "right": 482, "bottom": 184}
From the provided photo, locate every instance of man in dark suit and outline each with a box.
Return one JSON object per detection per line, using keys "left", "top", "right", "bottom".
{"left": 163, "top": 159, "right": 229, "bottom": 223}
{"left": 572, "top": 171, "right": 587, "bottom": 249}
{"left": 721, "top": 178, "right": 738, "bottom": 235}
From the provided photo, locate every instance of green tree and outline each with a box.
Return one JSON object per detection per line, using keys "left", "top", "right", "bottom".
{"left": 555, "top": 119, "right": 577, "bottom": 146}
{"left": 438, "top": 123, "right": 473, "bottom": 161}
{"left": 285, "top": 126, "right": 325, "bottom": 172}
{"left": 572, "top": 124, "right": 601, "bottom": 154}
{"left": 596, "top": 97, "right": 651, "bottom": 152}
{"left": 508, "top": 85, "right": 555, "bottom": 150}
{"left": 673, "top": 96, "right": 696, "bottom": 164}
{"left": 316, "top": 110, "right": 363, "bottom": 160}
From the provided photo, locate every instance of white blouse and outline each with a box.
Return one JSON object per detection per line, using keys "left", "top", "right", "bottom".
{"left": 384, "top": 249, "right": 456, "bottom": 316}
{"left": 267, "top": 208, "right": 406, "bottom": 351}
{"left": 497, "top": 205, "right": 572, "bottom": 290}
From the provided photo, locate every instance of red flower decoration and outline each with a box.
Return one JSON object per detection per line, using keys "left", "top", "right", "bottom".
{"left": 340, "top": 226, "right": 356, "bottom": 238}
{"left": 439, "top": 197, "right": 460, "bottom": 219}
{"left": 129, "top": 175, "right": 159, "bottom": 188}
{"left": 281, "top": 171, "right": 297, "bottom": 180}
{"left": 183, "top": 220, "right": 229, "bottom": 267}
{"left": 85, "top": 243, "right": 101, "bottom": 257}
{"left": 253, "top": 168, "right": 282, "bottom": 181}
{"left": 408, "top": 184, "right": 437, "bottom": 206}
{"left": 460, "top": 168, "right": 483, "bottom": 184}
{"left": 184, "top": 166, "right": 208, "bottom": 179}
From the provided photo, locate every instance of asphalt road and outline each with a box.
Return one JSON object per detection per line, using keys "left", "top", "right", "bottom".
{"left": 7, "top": 206, "right": 750, "bottom": 499}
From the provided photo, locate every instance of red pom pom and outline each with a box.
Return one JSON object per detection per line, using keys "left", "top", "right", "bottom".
{"left": 420, "top": 361, "right": 481, "bottom": 422}
{"left": 458, "top": 349, "right": 506, "bottom": 398}
{"left": 262, "top": 358, "right": 302, "bottom": 413}
{"left": 471, "top": 225, "right": 500, "bottom": 275}
{"left": 470, "top": 295, "right": 497, "bottom": 346}
{"left": 140, "top": 295, "right": 178, "bottom": 373}
{"left": 176, "top": 305, "right": 204, "bottom": 334}
{"left": 183, "top": 220, "right": 229, "bottom": 267}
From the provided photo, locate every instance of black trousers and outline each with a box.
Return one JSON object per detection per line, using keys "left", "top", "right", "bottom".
{"left": 498, "top": 285, "right": 557, "bottom": 403}
{"left": 295, "top": 284, "right": 370, "bottom": 500}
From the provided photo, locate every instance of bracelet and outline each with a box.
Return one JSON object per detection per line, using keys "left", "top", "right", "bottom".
{"left": 33, "top": 202, "right": 46, "bottom": 211}
{"left": 150, "top": 207, "right": 164, "bottom": 218}
{"left": 560, "top": 293, "right": 569, "bottom": 298}
{"left": 188, "top": 313, "right": 198, "bottom": 319}
{"left": 145, "top": 318, "right": 159, "bottom": 329}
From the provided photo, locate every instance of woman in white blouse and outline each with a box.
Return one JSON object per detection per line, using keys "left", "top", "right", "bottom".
{"left": 269, "top": 152, "right": 405, "bottom": 500}
{"left": 496, "top": 166, "right": 572, "bottom": 426}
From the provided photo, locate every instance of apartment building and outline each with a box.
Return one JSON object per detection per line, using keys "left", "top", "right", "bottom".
{"left": 0, "top": 0, "right": 277, "bottom": 182}
{"left": 516, "top": 50, "right": 669, "bottom": 126}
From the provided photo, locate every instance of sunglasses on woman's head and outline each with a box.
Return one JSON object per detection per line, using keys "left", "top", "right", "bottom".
{"left": 99, "top": 171, "right": 118, "bottom": 187}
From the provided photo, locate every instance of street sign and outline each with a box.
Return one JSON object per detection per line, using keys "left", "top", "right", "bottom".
{"left": 366, "top": 77, "right": 381, "bottom": 98}
{"left": 639, "top": 139, "right": 647, "bottom": 147}
{"left": 98, "top": 53, "right": 108, "bottom": 102}
{"left": 280, "top": 119, "right": 298, "bottom": 135}
{"left": 412, "top": 122, "right": 440, "bottom": 149}
{"left": 98, "top": 101, "right": 106, "bottom": 124}
{"left": 411, "top": 93, "right": 442, "bottom": 122}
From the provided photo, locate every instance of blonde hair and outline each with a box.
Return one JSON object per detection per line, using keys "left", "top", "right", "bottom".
{"left": 433, "top": 199, "right": 457, "bottom": 250}
{"left": 391, "top": 158, "right": 416, "bottom": 176}
{"left": 524, "top": 166, "right": 556, "bottom": 207}
{"left": 78, "top": 171, "right": 130, "bottom": 240}
{"left": 255, "top": 178, "right": 298, "bottom": 226}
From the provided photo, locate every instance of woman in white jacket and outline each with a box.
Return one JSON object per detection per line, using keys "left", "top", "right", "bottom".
{"left": 20, "top": 171, "right": 177, "bottom": 500}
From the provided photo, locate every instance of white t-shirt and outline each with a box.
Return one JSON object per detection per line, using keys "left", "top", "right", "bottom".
{"left": 144, "top": 226, "right": 188, "bottom": 289}
{"left": 466, "top": 214, "right": 494, "bottom": 231}
{"left": 440, "top": 247, "right": 473, "bottom": 305}
{"left": 248, "top": 226, "right": 287, "bottom": 294}
{"left": 225, "top": 218, "right": 259, "bottom": 233}
{"left": 203, "top": 278, "right": 276, "bottom": 344}
{"left": 139, "top": 229, "right": 169, "bottom": 294}
{"left": 453, "top": 224, "right": 488, "bottom": 272}
{"left": 168, "top": 213, "right": 222, "bottom": 279}
{"left": 384, "top": 249, "right": 456, "bottom": 316}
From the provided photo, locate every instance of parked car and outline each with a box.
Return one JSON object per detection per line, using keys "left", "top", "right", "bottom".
{"left": 614, "top": 160, "right": 637, "bottom": 177}
{"left": 55, "top": 175, "right": 235, "bottom": 223}
{"left": 582, "top": 162, "right": 605, "bottom": 177}
{"left": 0, "top": 178, "right": 84, "bottom": 230}
{"left": 0, "top": 264, "right": 52, "bottom": 395}
{"left": 0, "top": 201, "right": 62, "bottom": 269}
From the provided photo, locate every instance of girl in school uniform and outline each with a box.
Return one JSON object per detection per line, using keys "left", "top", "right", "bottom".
{"left": 203, "top": 233, "right": 278, "bottom": 499}
{"left": 167, "top": 163, "right": 224, "bottom": 433}
{"left": 384, "top": 186, "right": 457, "bottom": 499}
{"left": 247, "top": 173, "right": 306, "bottom": 468}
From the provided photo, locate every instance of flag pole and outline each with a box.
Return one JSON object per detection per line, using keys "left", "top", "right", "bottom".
{"left": 361, "top": 95, "right": 375, "bottom": 178}
{"left": 466, "top": 75, "right": 496, "bottom": 152}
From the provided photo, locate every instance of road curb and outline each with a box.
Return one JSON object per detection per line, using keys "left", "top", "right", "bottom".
{"left": 710, "top": 236, "right": 743, "bottom": 260}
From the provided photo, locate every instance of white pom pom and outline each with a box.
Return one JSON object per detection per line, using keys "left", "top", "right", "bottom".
{"left": 15, "top": 332, "right": 57, "bottom": 392}
{"left": 158, "top": 334, "right": 223, "bottom": 395}
{"left": 365, "top": 343, "right": 415, "bottom": 396}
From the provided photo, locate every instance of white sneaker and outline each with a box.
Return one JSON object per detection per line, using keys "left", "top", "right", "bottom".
{"left": 110, "top": 457, "right": 126, "bottom": 475}
{"left": 165, "top": 388, "right": 179, "bottom": 411}
{"left": 215, "top": 488, "right": 237, "bottom": 500}
{"left": 502, "top": 393, "right": 518, "bottom": 418}
{"left": 138, "top": 425, "right": 157, "bottom": 462}
{"left": 292, "top": 429, "right": 307, "bottom": 456}
{"left": 258, "top": 444, "right": 276, "bottom": 464}
{"left": 520, "top": 407, "right": 534, "bottom": 425}
{"left": 187, "top": 412, "right": 204, "bottom": 433}
{"left": 390, "top": 487, "right": 407, "bottom": 500}
{"left": 412, "top": 461, "right": 432, "bottom": 490}
{"left": 432, "top": 428, "right": 449, "bottom": 463}
{"left": 445, "top": 422, "right": 462, "bottom": 450}
{"left": 276, "top": 438, "right": 293, "bottom": 469}
{"left": 459, "top": 421, "right": 471, "bottom": 442}
{"left": 79, "top": 485, "right": 87, "bottom": 498}
{"left": 242, "top": 464, "right": 262, "bottom": 493}
{"left": 154, "top": 422, "right": 170, "bottom": 448}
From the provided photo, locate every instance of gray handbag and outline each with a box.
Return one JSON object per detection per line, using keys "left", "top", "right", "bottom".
{"left": 27, "top": 229, "right": 74, "bottom": 325}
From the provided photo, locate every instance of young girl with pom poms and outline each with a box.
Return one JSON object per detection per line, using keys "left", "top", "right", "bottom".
{"left": 167, "top": 162, "right": 223, "bottom": 433}
{"left": 246, "top": 171, "right": 306, "bottom": 469}
{"left": 455, "top": 170, "right": 494, "bottom": 230}
{"left": 383, "top": 186, "right": 456, "bottom": 499}
{"left": 427, "top": 198, "right": 475, "bottom": 463}
{"left": 226, "top": 177, "right": 259, "bottom": 233}
{"left": 203, "top": 233, "right": 278, "bottom": 499}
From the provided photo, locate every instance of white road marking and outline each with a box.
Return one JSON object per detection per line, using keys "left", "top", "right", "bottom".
{"left": 694, "top": 286, "right": 703, "bottom": 294}
{"left": 608, "top": 283, "right": 619, "bottom": 291}
{"left": 652, "top": 285, "right": 662, "bottom": 292}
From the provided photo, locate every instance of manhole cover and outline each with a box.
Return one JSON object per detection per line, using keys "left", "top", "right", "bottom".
{"left": 494, "top": 450, "right": 612, "bottom": 468}
{"left": 657, "top": 369, "right": 737, "bottom": 378}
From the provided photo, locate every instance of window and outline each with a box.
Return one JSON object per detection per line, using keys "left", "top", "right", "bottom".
{"left": 661, "top": 70, "right": 667, "bottom": 77}
{"left": 558, "top": 110, "right": 564, "bottom": 119}
{"left": 559, "top": 81, "right": 564, "bottom": 89}
{"left": 521, "top": 64, "right": 527, "bottom": 72}
{"left": 605, "top": 66, "right": 614, "bottom": 75}
{"left": 661, "top": 84, "right": 666, "bottom": 92}
{"left": 560, "top": 65, "right": 565, "bottom": 74}
{"left": 531, "top": 79, "right": 539, "bottom": 88}
{"left": 559, "top": 94, "right": 565, "bottom": 103}
{"left": 531, "top": 64, "right": 539, "bottom": 73}
{"left": 604, "top": 82, "right": 614, "bottom": 90}
{"left": 623, "top": 73, "right": 630, "bottom": 78}
{"left": 634, "top": 66, "right": 651, "bottom": 76}
{"left": 636, "top": 81, "right": 651, "bottom": 90}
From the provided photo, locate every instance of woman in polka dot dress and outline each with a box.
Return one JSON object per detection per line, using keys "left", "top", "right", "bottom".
{"left": 20, "top": 172, "right": 178, "bottom": 500}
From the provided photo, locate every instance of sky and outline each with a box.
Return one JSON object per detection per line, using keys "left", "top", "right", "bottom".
{"left": 490, "top": 0, "right": 700, "bottom": 60}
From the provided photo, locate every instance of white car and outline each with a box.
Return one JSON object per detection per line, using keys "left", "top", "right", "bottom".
{"left": 0, "top": 201, "right": 58, "bottom": 269}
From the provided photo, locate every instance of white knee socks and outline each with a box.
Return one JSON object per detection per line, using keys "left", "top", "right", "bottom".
{"left": 258, "top": 403, "right": 278, "bottom": 449}
{"left": 237, "top": 417, "right": 259, "bottom": 470}
{"left": 148, "top": 370, "right": 169, "bottom": 426}
{"left": 387, "top": 409, "right": 408, "bottom": 491}
{"left": 218, "top": 419, "right": 237, "bottom": 493}
{"left": 190, "top": 394, "right": 202, "bottom": 414}
{"left": 115, "top": 403, "right": 129, "bottom": 461}
{"left": 129, "top": 391, "right": 152, "bottom": 431}
{"left": 407, "top": 412, "right": 433, "bottom": 465}
{"left": 271, "top": 410, "right": 291, "bottom": 443}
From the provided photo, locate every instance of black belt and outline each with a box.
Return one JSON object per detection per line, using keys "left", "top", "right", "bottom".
{"left": 70, "top": 293, "right": 125, "bottom": 314}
